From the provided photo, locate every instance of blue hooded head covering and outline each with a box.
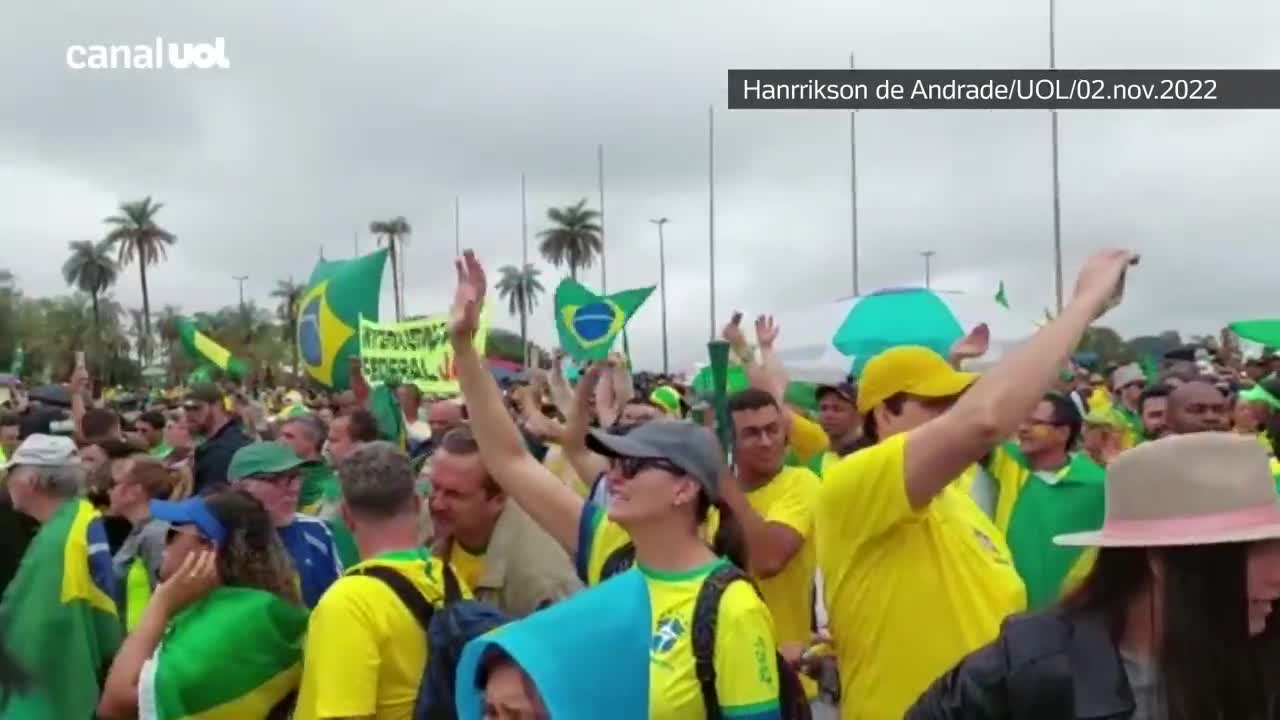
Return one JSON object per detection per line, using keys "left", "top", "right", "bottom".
{"left": 454, "top": 569, "right": 652, "bottom": 720}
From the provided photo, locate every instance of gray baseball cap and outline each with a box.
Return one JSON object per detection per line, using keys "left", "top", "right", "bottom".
{"left": 585, "top": 420, "right": 723, "bottom": 501}
{"left": 2, "top": 434, "right": 79, "bottom": 470}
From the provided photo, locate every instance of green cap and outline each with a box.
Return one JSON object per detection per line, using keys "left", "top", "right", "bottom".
{"left": 228, "top": 442, "right": 315, "bottom": 481}
{"left": 649, "top": 386, "right": 683, "bottom": 416}
{"left": 1240, "top": 384, "right": 1280, "bottom": 411}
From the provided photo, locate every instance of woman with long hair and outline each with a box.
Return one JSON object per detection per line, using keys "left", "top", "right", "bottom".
{"left": 908, "top": 432, "right": 1280, "bottom": 720}
{"left": 448, "top": 251, "right": 790, "bottom": 719}
{"left": 97, "top": 490, "right": 306, "bottom": 720}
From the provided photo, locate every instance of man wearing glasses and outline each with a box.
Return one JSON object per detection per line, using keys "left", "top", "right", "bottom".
{"left": 228, "top": 443, "right": 344, "bottom": 607}
{"left": 983, "top": 393, "right": 1106, "bottom": 609}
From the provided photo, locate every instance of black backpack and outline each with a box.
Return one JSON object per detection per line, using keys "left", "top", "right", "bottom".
{"left": 352, "top": 562, "right": 509, "bottom": 720}
{"left": 692, "top": 563, "right": 812, "bottom": 720}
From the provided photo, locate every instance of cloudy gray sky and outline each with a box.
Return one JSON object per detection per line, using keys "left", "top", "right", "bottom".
{"left": 2, "top": 1, "right": 1277, "bottom": 372}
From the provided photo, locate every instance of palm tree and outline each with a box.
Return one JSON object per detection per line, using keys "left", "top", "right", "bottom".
{"left": 61, "top": 239, "right": 119, "bottom": 338}
{"left": 156, "top": 305, "right": 183, "bottom": 384}
{"left": 369, "top": 216, "right": 411, "bottom": 321}
{"left": 128, "top": 308, "right": 150, "bottom": 365}
{"left": 104, "top": 196, "right": 177, "bottom": 364}
{"left": 538, "top": 199, "right": 602, "bottom": 281}
{"left": 271, "top": 277, "right": 305, "bottom": 379}
{"left": 495, "top": 264, "right": 545, "bottom": 366}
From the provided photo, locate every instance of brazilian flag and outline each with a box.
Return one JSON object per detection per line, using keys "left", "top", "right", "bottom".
{"left": 178, "top": 318, "right": 248, "bottom": 379}
{"left": 554, "top": 279, "right": 653, "bottom": 362}
{"left": 297, "top": 249, "right": 388, "bottom": 390}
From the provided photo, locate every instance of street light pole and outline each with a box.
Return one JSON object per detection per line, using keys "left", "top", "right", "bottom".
{"left": 708, "top": 104, "right": 717, "bottom": 340}
{"left": 850, "top": 50, "right": 861, "bottom": 297}
{"left": 1049, "top": 0, "right": 1064, "bottom": 314}
{"left": 233, "top": 275, "right": 249, "bottom": 312}
{"left": 920, "top": 251, "right": 935, "bottom": 289}
{"left": 650, "top": 217, "right": 670, "bottom": 374}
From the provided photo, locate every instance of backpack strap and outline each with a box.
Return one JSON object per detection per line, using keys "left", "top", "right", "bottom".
{"left": 691, "top": 562, "right": 753, "bottom": 720}
{"left": 353, "top": 565, "right": 437, "bottom": 630}
{"left": 440, "top": 561, "right": 463, "bottom": 604}
{"left": 599, "top": 542, "right": 637, "bottom": 582}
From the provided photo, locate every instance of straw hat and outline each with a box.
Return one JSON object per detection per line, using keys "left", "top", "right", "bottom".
{"left": 1055, "top": 432, "right": 1280, "bottom": 547}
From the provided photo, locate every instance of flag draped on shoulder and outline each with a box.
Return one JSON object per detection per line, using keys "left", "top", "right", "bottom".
{"left": 298, "top": 249, "right": 388, "bottom": 390}
{"left": 553, "top": 279, "right": 653, "bottom": 362}
{"left": 0, "top": 499, "right": 121, "bottom": 720}
{"left": 177, "top": 318, "right": 248, "bottom": 380}
{"left": 138, "top": 586, "right": 307, "bottom": 720}
{"left": 368, "top": 383, "right": 407, "bottom": 451}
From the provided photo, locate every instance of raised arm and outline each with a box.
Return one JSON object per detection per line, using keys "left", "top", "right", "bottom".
{"left": 546, "top": 351, "right": 575, "bottom": 418}
{"left": 901, "top": 250, "right": 1136, "bottom": 509}
{"left": 562, "top": 364, "right": 611, "bottom": 490}
{"left": 449, "top": 251, "right": 585, "bottom": 554}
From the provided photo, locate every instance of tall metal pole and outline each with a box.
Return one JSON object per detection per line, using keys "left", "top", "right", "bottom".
{"left": 920, "top": 251, "right": 935, "bottom": 289}
{"left": 850, "top": 51, "right": 861, "bottom": 297}
{"left": 353, "top": 230, "right": 359, "bottom": 257}
{"left": 1049, "top": 0, "right": 1064, "bottom": 314}
{"left": 521, "top": 173, "right": 530, "bottom": 366}
{"left": 454, "top": 196, "right": 461, "bottom": 258}
{"left": 650, "top": 218, "right": 670, "bottom": 374}
{"left": 597, "top": 144, "right": 607, "bottom": 292}
{"left": 708, "top": 104, "right": 717, "bottom": 340}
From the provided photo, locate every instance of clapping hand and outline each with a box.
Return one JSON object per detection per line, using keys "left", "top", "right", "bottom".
{"left": 754, "top": 315, "right": 780, "bottom": 350}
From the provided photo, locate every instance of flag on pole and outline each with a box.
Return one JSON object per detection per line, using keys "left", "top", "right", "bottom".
{"left": 553, "top": 279, "right": 653, "bottom": 362}
{"left": 138, "top": 587, "right": 307, "bottom": 719}
{"left": 297, "top": 249, "right": 388, "bottom": 389}
{"left": 177, "top": 319, "right": 248, "bottom": 380}
{"left": 994, "top": 282, "right": 1009, "bottom": 309}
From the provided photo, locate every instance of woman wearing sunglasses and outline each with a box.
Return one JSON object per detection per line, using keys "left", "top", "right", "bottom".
{"left": 449, "top": 251, "right": 787, "bottom": 719}
{"left": 97, "top": 490, "right": 307, "bottom": 720}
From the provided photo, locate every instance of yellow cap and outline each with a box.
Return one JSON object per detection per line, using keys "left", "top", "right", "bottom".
{"left": 856, "top": 346, "right": 977, "bottom": 414}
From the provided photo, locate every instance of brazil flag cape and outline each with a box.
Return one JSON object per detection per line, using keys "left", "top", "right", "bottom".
{"left": 988, "top": 444, "right": 1106, "bottom": 609}
{"left": 138, "top": 586, "right": 307, "bottom": 719}
{"left": 455, "top": 568, "right": 650, "bottom": 720}
{"left": 0, "top": 499, "right": 121, "bottom": 720}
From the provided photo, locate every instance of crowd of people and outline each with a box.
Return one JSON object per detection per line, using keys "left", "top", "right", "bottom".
{"left": 1, "top": 246, "right": 1279, "bottom": 719}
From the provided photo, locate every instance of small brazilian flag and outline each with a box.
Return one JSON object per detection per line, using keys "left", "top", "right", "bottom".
{"left": 297, "top": 249, "right": 388, "bottom": 390}
{"left": 554, "top": 279, "right": 654, "bottom": 362}
{"left": 178, "top": 318, "right": 248, "bottom": 379}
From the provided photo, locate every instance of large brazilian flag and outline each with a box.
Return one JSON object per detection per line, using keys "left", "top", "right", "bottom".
{"left": 0, "top": 499, "right": 121, "bottom": 719}
{"left": 553, "top": 279, "right": 653, "bottom": 362}
{"left": 297, "top": 249, "right": 388, "bottom": 390}
{"left": 138, "top": 587, "right": 307, "bottom": 719}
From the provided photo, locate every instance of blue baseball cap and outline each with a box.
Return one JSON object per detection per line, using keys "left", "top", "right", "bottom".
{"left": 150, "top": 498, "right": 228, "bottom": 548}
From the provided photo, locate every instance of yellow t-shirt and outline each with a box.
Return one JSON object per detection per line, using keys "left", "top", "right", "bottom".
{"left": 448, "top": 543, "right": 486, "bottom": 593}
{"left": 294, "top": 548, "right": 470, "bottom": 720}
{"left": 816, "top": 433, "right": 1027, "bottom": 720}
{"left": 744, "top": 467, "right": 819, "bottom": 649}
{"left": 787, "top": 411, "right": 829, "bottom": 465}
{"left": 543, "top": 444, "right": 590, "bottom": 496}
{"left": 578, "top": 505, "right": 780, "bottom": 720}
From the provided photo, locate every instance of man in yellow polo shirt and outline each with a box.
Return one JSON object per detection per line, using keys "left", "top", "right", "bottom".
{"left": 816, "top": 248, "right": 1137, "bottom": 719}
{"left": 718, "top": 387, "right": 821, "bottom": 705}
{"left": 296, "top": 441, "right": 469, "bottom": 720}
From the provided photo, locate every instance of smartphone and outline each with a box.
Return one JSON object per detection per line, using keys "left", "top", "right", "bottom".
{"left": 1104, "top": 256, "right": 1140, "bottom": 313}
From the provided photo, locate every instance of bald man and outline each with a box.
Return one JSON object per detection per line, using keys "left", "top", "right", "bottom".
{"left": 1166, "top": 380, "right": 1229, "bottom": 435}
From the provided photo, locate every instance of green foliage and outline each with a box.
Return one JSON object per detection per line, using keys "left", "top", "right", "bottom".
{"left": 538, "top": 199, "right": 602, "bottom": 280}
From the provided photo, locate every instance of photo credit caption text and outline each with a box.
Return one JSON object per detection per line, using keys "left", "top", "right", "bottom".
{"left": 728, "top": 70, "right": 1280, "bottom": 110}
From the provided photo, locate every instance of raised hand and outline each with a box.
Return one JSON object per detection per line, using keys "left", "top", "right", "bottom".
{"left": 949, "top": 323, "right": 990, "bottom": 364}
{"left": 1072, "top": 249, "right": 1138, "bottom": 319}
{"left": 754, "top": 315, "right": 780, "bottom": 350}
{"left": 572, "top": 362, "right": 604, "bottom": 417}
{"left": 721, "top": 312, "right": 748, "bottom": 355}
{"left": 449, "top": 250, "right": 487, "bottom": 343}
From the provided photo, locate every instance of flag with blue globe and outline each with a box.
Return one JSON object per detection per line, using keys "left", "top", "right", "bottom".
{"left": 297, "top": 249, "right": 388, "bottom": 389}
{"left": 554, "top": 278, "right": 654, "bottom": 362}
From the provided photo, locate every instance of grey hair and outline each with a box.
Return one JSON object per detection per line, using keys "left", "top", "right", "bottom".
{"left": 281, "top": 414, "right": 328, "bottom": 453}
{"left": 336, "top": 440, "right": 414, "bottom": 519}
{"left": 21, "top": 463, "right": 85, "bottom": 499}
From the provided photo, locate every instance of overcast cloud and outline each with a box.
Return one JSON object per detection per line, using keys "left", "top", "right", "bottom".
{"left": 2, "top": 1, "right": 1277, "bottom": 372}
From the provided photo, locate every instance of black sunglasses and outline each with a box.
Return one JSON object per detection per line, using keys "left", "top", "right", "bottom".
{"left": 612, "top": 456, "right": 686, "bottom": 479}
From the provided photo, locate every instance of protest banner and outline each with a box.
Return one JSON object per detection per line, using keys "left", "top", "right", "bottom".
{"left": 358, "top": 305, "right": 488, "bottom": 394}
